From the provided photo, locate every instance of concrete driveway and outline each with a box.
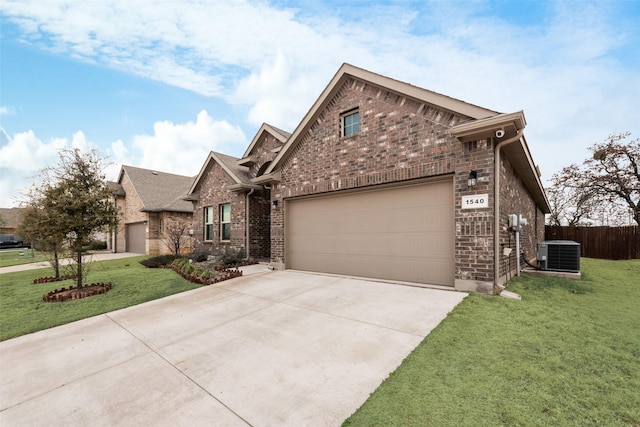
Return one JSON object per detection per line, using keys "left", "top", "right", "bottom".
{"left": 0, "top": 269, "right": 466, "bottom": 426}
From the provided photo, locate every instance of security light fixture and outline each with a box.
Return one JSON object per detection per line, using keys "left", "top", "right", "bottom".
{"left": 272, "top": 200, "right": 278, "bottom": 209}
{"left": 467, "top": 171, "right": 477, "bottom": 188}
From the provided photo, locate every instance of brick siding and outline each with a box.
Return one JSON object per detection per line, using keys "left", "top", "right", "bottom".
{"left": 271, "top": 76, "right": 543, "bottom": 290}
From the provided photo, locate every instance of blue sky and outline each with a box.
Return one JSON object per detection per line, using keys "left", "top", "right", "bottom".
{"left": 1, "top": 0, "right": 639, "bottom": 207}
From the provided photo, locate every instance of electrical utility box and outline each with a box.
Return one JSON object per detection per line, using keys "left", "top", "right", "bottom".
{"left": 536, "top": 240, "right": 581, "bottom": 273}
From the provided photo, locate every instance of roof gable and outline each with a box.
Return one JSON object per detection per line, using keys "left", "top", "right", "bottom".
{"left": 188, "top": 151, "right": 255, "bottom": 196}
{"left": 118, "top": 165, "right": 194, "bottom": 213}
{"left": 266, "top": 63, "right": 499, "bottom": 174}
{"left": 240, "top": 123, "right": 290, "bottom": 162}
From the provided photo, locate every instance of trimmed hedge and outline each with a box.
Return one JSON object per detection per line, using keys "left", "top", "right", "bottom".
{"left": 139, "top": 255, "right": 183, "bottom": 268}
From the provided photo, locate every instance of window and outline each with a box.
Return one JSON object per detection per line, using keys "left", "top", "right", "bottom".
{"left": 204, "top": 207, "right": 214, "bottom": 241}
{"left": 220, "top": 203, "right": 231, "bottom": 241}
{"left": 342, "top": 109, "right": 359, "bottom": 137}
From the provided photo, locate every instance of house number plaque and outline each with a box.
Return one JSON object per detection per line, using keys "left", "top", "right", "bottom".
{"left": 461, "top": 194, "right": 489, "bottom": 209}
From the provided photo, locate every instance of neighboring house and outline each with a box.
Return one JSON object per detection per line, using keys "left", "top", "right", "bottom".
{"left": 187, "top": 124, "right": 289, "bottom": 260}
{"left": 110, "top": 165, "right": 195, "bottom": 256}
{"left": 0, "top": 207, "right": 23, "bottom": 235}
{"left": 191, "top": 63, "right": 550, "bottom": 294}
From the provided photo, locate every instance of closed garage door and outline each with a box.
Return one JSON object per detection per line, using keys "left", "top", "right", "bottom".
{"left": 126, "top": 223, "right": 147, "bottom": 254}
{"left": 286, "top": 178, "right": 454, "bottom": 286}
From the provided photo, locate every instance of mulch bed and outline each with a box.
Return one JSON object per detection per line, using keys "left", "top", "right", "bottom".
{"left": 34, "top": 274, "right": 77, "bottom": 284}
{"left": 43, "top": 282, "right": 113, "bottom": 302}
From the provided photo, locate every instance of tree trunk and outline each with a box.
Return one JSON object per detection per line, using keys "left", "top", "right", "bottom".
{"left": 53, "top": 249, "right": 60, "bottom": 279}
{"left": 76, "top": 249, "right": 83, "bottom": 289}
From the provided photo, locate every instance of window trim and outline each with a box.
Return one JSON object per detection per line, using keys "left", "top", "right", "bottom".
{"left": 341, "top": 108, "right": 360, "bottom": 137}
{"left": 220, "top": 203, "right": 231, "bottom": 242}
{"left": 204, "top": 206, "right": 214, "bottom": 241}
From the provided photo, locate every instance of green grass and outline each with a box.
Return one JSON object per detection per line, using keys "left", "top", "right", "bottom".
{"left": 0, "top": 249, "right": 49, "bottom": 268}
{"left": 343, "top": 258, "right": 640, "bottom": 427}
{"left": 0, "top": 256, "right": 199, "bottom": 340}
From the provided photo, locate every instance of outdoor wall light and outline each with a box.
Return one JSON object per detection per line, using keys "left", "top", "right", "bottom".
{"left": 467, "top": 171, "right": 478, "bottom": 188}
{"left": 272, "top": 200, "right": 279, "bottom": 209}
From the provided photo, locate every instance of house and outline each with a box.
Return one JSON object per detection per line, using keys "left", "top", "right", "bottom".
{"left": 191, "top": 64, "right": 550, "bottom": 294}
{"left": 110, "top": 165, "right": 195, "bottom": 255}
{"left": 186, "top": 124, "right": 290, "bottom": 260}
{"left": 0, "top": 207, "right": 23, "bottom": 235}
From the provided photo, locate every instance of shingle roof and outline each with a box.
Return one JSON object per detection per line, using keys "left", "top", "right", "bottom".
{"left": 107, "top": 181, "right": 125, "bottom": 197}
{"left": 0, "top": 207, "right": 24, "bottom": 228}
{"left": 214, "top": 152, "right": 253, "bottom": 183}
{"left": 119, "top": 165, "right": 194, "bottom": 213}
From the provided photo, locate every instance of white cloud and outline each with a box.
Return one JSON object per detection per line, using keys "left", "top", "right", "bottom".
{"left": 0, "top": 128, "right": 67, "bottom": 206}
{"left": 0, "top": 111, "right": 246, "bottom": 206}
{"left": 1, "top": 0, "right": 638, "bottom": 187}
{"left": 131, "top": 110, "right": 247, "bottom": 177}
{"left": 0, "top": 106, "right": 16, "bottom": 116}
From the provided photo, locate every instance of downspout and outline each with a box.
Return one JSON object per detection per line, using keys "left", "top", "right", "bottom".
{"left": 494, "top": 130, "right": 524, "bottom": 294}
{"left": 245, "top": 188, "right": 255, "bottom": 261}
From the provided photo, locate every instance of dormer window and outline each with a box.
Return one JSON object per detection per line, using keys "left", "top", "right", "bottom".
{"left": 341, "top": 109, "right": 359, "bottom": 137}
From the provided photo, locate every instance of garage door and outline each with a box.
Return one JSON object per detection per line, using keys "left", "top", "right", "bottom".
{"left": 286, "top": 178, "right": 454, "bottom": 286}
{"left": 126, "top": 223, "right": 147, "bottom": 254}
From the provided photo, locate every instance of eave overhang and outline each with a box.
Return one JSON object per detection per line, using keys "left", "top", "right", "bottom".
{"left": 251, "top": 171, "right": 281, "bottom": 185}
{"left": 184, "top": 192, "right": 199, "bottom": 202}
{"left": 452, "top": 111, "right": 527, "bottom": 143}
{"left": 227, "top": 183, "right": 263, "bottom": 193}
{"left": 237, "top": 154, "right": 257, "bottom": 166}
{"left": 503, "top": 136, "right": 551, "bottom": 213}
{"left": 452, "top": 111, "right": 549, "bottom": 213}
{"left": 140, "top": 207, "right": 194, "bottom": 214}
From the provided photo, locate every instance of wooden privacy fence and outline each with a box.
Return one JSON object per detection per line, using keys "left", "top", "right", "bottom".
{"left": 545, "top": 226, "right": 639, "bottom": 260}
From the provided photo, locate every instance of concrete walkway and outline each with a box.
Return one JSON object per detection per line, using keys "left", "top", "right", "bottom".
{"left": 0, "top": 269, "right": 466, "bottom": 426}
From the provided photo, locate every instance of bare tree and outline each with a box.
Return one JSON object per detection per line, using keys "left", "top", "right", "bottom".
{"left": 161, "top": 217, "right": 191, "bottom": 256}
{"left": 548, "top": 132, "right": 639, "bottom": 226}
{"left": 546, "top": 172, "right": 597, "bottom": 226}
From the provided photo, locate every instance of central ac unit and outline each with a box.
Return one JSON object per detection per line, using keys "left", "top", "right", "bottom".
{"left": 536, "top": 240, "right": 581, "bottom": 273}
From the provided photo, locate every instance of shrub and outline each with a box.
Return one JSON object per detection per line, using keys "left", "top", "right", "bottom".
{"left": 89, "top": 240, "right": 108, "bottom": 250}
{"left": 218, "top": 247, "right": 246, "bottom": 267}
{"left": 190, "top": 249, "right": 211, "bottom": 263}
{"left": 140, "top": 255, "right": 182, "bottom": 268}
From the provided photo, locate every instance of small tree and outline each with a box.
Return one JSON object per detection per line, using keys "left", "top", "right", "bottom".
{"left": 161, "top": 217, "right": 191, "bottom": 256}
{"left": 549, "top": 132, "right": 639, "bottom": 226}
{"left": 28, "top": 148, "right": 118, "bottom": 289}
{"left": 19, "top": 180, "right": 68, "bottom": 273}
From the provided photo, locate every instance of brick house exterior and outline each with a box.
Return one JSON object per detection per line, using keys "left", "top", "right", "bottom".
{"left": 256, "top": 64, "right": 549, "bottom": 294}
{"left": 186, "top": 124, "right": 288, "bottom": 260}
{"left": 111, "top": 166, "right": 194, "bottom": 256}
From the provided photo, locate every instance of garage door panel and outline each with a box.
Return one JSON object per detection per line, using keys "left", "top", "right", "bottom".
{"left": 286, "top": 179, "right": 454, "bottom": 286}
{"left": 293, "top": 208, "right": 452, "bottom": 234}
{"left": 126, "top": 223, "right": 146, "bottom": 254}
{"left": 293, "top": 251, "right": 452, "bottom": 285}
{"left": 291, "top": 232, "right": 452, "bottom": 258}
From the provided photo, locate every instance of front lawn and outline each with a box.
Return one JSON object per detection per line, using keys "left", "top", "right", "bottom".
{"left": 0, "top": 256, "right": 199, "bottom": 340}
{"left": 344, "top": 258, "right": 640, "bottom": 426}
{"left": 0, "top": 249, "right": 49, "bottom": 268}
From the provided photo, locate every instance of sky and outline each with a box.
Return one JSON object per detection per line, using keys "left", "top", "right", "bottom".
{"left": 1, "top": 0, "right": 639, "bottom": 208}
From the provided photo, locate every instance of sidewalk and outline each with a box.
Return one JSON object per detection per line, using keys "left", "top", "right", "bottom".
{"left": 0, "top": 252, "right": 142, "bottom": 274}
